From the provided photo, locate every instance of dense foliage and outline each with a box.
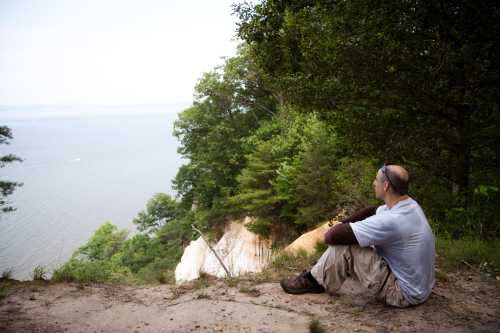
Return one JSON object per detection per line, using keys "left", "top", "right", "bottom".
{"left": 233, "top": 0, "right": 500, "bottom": 238}
{"left": 170, "top": 0, "right": 500, "bottom": 240}
{"left": 172, "top": 51, "right": 277, "bottom": 233}
{"left": 53, "top": 196, "right": 193, "bottom": 284}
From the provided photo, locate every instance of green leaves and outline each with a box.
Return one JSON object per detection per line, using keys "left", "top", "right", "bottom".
{"left": 133, "top": 193, "right": 179, "bottom": 234}
{"left": 0, "top": 126, "right": 23, "bottom": 214}
{"left": 231, "top": 109, "right": 347, "bottom": 235}
{"left": 172, "top": 48, "right": 277, "bottom": 228}
{"left": 234, "top": 0, "right": 500, "bottom": 237}
{"left": 54, "top": 207, "right": 192, "bottom": 284}
{"left": 76, "top": 223, "right": 128, "bottom": 261}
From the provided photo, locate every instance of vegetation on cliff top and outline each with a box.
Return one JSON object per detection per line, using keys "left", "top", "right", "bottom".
{"left": 53, "top": 0, "right": 500, "bottom": 283}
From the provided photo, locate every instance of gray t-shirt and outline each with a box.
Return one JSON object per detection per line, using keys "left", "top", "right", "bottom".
{"left": 351, "top": 197, "right": 435, "bottom": 304}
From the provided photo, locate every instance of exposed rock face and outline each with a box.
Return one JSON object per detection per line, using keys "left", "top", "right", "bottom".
{"left": 174, "top": 237, "right": 209, "bottom": 283}
{"left": 284, "top": 220, "right": 339, "bottom": 256}
{"left": 175, "top": 217, "right": 272, "bottom": 284}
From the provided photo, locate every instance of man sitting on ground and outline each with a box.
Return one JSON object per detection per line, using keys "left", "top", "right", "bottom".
{"left": 280, "top": 164, "right": 435, "bottom": 307}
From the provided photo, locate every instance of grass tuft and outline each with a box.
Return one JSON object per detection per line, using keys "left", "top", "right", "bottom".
{"left": 32, "top": 265, "right": 47, "bottom": 281}
{"left": 224, "top": 277, "right": 241, "bottom": 287}
{"left": 193, "top": 272, "right": 211, "bottom": 289}
{"left": 238, "top": 285, "right": 261, "bottom": 297}
{"left": 272, "top": 250, "right": 313, "bottom": 273}
{"left": 308, "top": 318, "right": 325, "bottom": 333}
{"left": 196, "top": 292, "right": 211, "bottom": 299}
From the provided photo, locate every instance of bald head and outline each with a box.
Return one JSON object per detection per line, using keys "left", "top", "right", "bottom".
{"left": 382, "top": 164, "right": 409, "bottom": 195}
{"left": 387, "top": 165, "right": 409, "bottom": 183}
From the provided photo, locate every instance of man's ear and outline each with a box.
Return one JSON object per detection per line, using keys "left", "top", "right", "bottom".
{"left": 383, "top": 181, "right": 390, "bottom": 192}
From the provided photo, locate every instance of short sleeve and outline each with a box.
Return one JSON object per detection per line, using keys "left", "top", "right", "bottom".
{"left": 376, "top": 205, "right": 387, "bottom": 215}
{"left": 350, "top": 214, "right": 399, "bottom": 247}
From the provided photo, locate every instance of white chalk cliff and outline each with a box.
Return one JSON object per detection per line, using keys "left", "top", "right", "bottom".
{"left": 175, "top": 217, "right": 272, "bottom": 284}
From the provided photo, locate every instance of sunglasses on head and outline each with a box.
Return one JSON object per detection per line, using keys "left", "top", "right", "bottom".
{"left": 380, "top": 163, "right": 399, "bottom": 193}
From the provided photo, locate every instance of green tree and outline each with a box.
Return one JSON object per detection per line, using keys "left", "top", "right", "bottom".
{"left": 133, "top": 193, "right": 178, "bottom": 234}
{"left": 235, "top": 0, "right": 500, "bottom": 227}
{"left": 231, "top": 109, "right": 348, "bottom": 238}
{"left": 173, "top": 48, "right": 277, "bottom": 230}
{"left": 280, "top": 119, "right": 340, "bottom": 227}
{"left": 0, "top": 126, "right": 22, "bottom": 213}
{"left": 76, "top": 222, "right": 128, "bottom": 261}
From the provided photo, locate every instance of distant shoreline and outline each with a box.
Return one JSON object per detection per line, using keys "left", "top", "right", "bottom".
{"left": 0, "top": 103, "right": 190, "bottom": 122}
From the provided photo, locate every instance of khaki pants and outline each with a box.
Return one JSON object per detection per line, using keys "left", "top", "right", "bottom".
{"left": 310, "top": 245, "right": 410, "bottom": 308}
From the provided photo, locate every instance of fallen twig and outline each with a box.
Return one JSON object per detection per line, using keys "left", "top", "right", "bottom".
{"left": 461, "top": 260, "right": 474, "bottom": 269}
{"left": 191, "top": 224, "right": 232, "bottom": 278}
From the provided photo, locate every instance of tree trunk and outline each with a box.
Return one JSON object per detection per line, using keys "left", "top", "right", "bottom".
{"left": 496, "top": 104, "right": 500, "bottom": 185}
{"left": 455, "top": 106, "right": 472, "bottom": 207}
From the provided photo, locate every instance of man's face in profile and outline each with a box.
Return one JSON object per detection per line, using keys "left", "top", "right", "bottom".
{"left": 373, "top": 170, "right": 386, "bottom": 201}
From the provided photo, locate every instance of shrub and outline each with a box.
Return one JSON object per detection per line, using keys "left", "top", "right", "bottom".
{"left": 32, "top": 265, "right": 47, "bottom": 281}
{"left": 77, "top": 222, "right": 127, "bottom": 261}
{"left": 1, "top": 268, "right": 13, "bottom": 280}
{"left": 436, "top": 235, "right": 500, "bottom": 272}
{"left": 52, "top": 258, "right": 135, "bottom": 284}
{"left": 52, "top": 217, "right": 188, "bottom": 285}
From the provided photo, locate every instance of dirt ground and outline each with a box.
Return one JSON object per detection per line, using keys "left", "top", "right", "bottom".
{"left": 1, "top": 269, "right": 499, "bottom": 333}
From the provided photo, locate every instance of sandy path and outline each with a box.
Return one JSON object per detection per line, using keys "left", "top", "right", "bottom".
{"left": 1, "top": 270, "right": 499, "bottom": 332}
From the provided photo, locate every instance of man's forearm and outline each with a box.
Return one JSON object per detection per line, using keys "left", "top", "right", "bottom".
{"left": 324, "top": 223, "right": 358, "bottom": 245}
{"left": 324, "top": 205, "right": 378, "bottom": 246}
{"left": 341, "top": 205, "right": 378, "bottom": 224}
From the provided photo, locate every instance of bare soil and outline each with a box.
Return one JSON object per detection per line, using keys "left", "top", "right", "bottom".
{"left": 1, "top": 270, "right": 499, "bottom": 332}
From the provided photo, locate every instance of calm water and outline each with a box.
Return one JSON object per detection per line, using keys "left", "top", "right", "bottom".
{"left": 0, "top": 105, "right": 186, "bottom": 280}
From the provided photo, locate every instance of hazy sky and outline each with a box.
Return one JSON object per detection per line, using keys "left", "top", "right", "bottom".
{"left": 0, "top": 0, "right": 240, "bottom": 105}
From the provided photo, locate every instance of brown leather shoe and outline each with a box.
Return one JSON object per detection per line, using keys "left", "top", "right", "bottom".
{"left": 280, "top": 271, "right": 325, "bottom": 294}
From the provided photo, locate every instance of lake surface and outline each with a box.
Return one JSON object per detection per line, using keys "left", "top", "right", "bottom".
{"left": 0, "top": 105, "right": 186, "bottom": 280}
